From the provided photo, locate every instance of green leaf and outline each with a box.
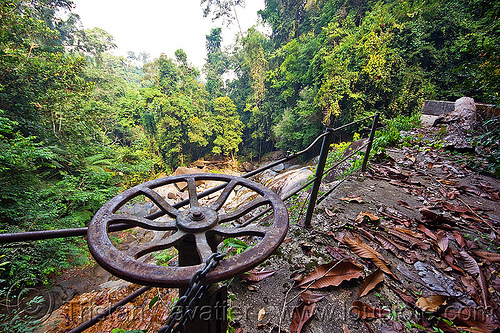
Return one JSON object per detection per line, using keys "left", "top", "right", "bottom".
{"left": 149, "top": 295, "right": 159, "bottom": 309}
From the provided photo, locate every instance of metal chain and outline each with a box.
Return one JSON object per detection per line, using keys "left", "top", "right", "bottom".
{"left": 158, "top": 252, "right": 225, "bottom": 333}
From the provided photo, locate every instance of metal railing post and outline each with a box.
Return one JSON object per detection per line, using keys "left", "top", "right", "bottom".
{"left": 303, "top": 129, "right": 334, "bottom": 228}
{"left": 361, "top": 113, "right": 379, "bottom": 172}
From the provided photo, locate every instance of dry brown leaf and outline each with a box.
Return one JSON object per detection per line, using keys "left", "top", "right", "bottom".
{"left": 352, "top": 300, "right": 390, "bottom": 319}
{"left": 325, "top": 207, "right": 335, "bottom": 216}
{"left": 381, "top": 320, "right": 406, "bottom": 332}
{"left": 290, "top": 302, "right": 315, "bottom": 333}
{"left": 460, "top": 250, "right": 481, "bottom": 275}
{"left": 397, "top": 200, "right": 412, "bottom": 209}
{"left": 443, "top": 202, "right": 470, "bottom": 213}
{"left": 416, "top": 295, "right": 448, "bottom": 312}
{"left": 444, "top": 248, "right": 465, "bottom": 275}
{"left": 240, "top": 270, "right": 276, "bottom": 282}
{"left": 343, "top": 236, "right": 397, "bottom": 279}
{"left": 440, "top": 307, "right": 499, "bottom": 332}
{"left": 358, "top": 269, "right": 384, "bottom": 298}
{"left": 339, "top": 196, "right": 364, "bottom": 203}
{"left": 461, "top": 275, "right": 482, "bottom": 306}
{"left": 297, "top": 261, "right": 364, "bottom": 289}
{"left": 388, "top": 228, "right": 430, "bottom": 250}
{"left": 472, "top": 250, "right": 500, "bottom": 262}
{"left": 300, "top": 291, "right": 329, "bottom": 305}
{"left": 453, "top": 231, "right": 467, "bottom": 247}
{"left": 355, "top": 211, "right": 380, "bottom": 224}
{"left": 394, "top": 227, "right": 424, "bottom": 239}
{"left": 417, "top": 223, "right": 437, "bottom": 241}
{"left": 258, "top": 307, "right": 265, "bottom": 321}
{"left": 436, "top": 230, "right": 449, "bottom": 253}
{"left": 460, "top": 251, "right": 489, "bottom": 307}
{"left": 439, "top": 179, "right": 458, "bottom": 185}
{"left": 343, "top": 235, "right": 384, "bottom": 259}
{"left": 391, "top": 285, "right": 416, "bottom": 305}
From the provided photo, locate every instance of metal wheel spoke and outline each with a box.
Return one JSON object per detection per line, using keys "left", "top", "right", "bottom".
{"left": 218, "top": 197, "right": 271, "bottom": 223}
{"left": 212, "top": 225, "right": 267, "bottom": 238}
{"left": 210, "top": 179, "right": 238, "bottom": 211}
{"left": 195, "top": 233, "right": 214, "bottom": 263}
{"left": 187, "top": 177, "right": 199, "bottom": 208}
{"left": 140, "top": 187, "right": 180, "bottom": 217}
{"left": 109, "top": 214, "right": 177, "bottom": 231}
{"left": 132, "top": 231, "right": 186, "bottom": 259}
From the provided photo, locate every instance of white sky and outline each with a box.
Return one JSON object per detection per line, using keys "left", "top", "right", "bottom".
{"left": 71, "top": 0, "right": 266, "bottom": 70}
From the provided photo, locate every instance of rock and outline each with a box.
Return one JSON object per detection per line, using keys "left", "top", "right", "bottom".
{"left": 173, "top": 167, "right": 204, "bottom": 191}
{"left": 433, "top": 97, "right": 477, "bottom": 152}
{"left": 258, "top": 169, "right": 278, "bottom": 185}
{"left": 433, "top": 96, "right": 476, "bottom": 129}
{"left": 167, "top": 192, "right": 177, "bottom": 199}
{"left": 271, "top": 163, "right": 285, "bottom": 172}
{"left": 242, "top": 161, "right": 254, "bottom": 172}
{"left": 267, "top": 167, "right": 314, "bottom": 197}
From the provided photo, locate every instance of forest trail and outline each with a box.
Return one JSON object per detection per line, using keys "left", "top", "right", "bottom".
{"left": 39, "top": 121, "right": 500, "bottom": 333}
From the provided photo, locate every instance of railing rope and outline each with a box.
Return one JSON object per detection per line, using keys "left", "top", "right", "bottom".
{"left": 303, "top": 113, "right": 379, "bottom": 228}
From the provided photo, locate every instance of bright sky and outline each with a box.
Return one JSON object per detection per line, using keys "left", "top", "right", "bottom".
{"left": 71, "top": 0, "right": 266, "bottom": 70}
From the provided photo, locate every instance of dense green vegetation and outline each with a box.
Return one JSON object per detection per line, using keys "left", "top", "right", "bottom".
{"left": 0, "top": 0, "right": 498, "bottom": 291}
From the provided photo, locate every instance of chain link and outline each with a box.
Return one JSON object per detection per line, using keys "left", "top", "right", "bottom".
{"left": 158, "top": 252, "right": 225, "bottom": 333}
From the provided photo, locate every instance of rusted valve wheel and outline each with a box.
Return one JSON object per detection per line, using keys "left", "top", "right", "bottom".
{"left": 87, "top": 173, "right": 288, "bottom": 287}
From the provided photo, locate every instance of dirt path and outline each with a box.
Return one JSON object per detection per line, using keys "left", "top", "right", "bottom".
{"left": 37, "top": 124, "right": 500, "bottom": 333}
{"left": 227, "top": 128, "right": 500, "bottom": 332}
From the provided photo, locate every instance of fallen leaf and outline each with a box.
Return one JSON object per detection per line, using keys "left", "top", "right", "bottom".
{"left": 343, "top": 236, "right": 397, "bottom": 279}
{"left": 358, "top": 269, "right": 384, "bottom": 298}
{"left": 354, "top": 211, "right": 380, "bottom": 224}
{"left": 247, "top": 285, "right": 258, "bottom": 291}
{"left": 416, "top": 295, "right": 447, "bottom": 312}
{"left": 460, "top": 251, "right": 489, "bottom": 307}
{"left": 460, "top": 211, "right": 484, "bottom": 222}
{"left": 444, "top": 248, "right": 465, "bottom": 275}
{"left": 397, "top": 200, "right": 412, "bottom": 209}
{"left": 438, "top": 179, "right": 458, "bottom": 185}
{"left": 326, "top": 246, "right": 351, "bottom": 261}
{"left": 381, "top": 320, "right": 406, "bottom": 332}
{"left": 352, "top": 300, "right": 390, "bottom": 319}
{"left": 338, "top": 196, "right": 364, "bottom": 203}
{"left": 436, "top": 230, "right": 449, "bottom": 254}
{"left": 394, "top": 227, "right": 424, "bottom": 239}
{"left": 290, "top": 302, "right": 315, "bottom": 333}
{"left": 240, "top": 270, "right": 276, "bottom": 282}
{"left": 443, "top": 202, "right": 470, "bottom": 213}
{"left": 460, "top": 250, "right": 480, "bottom": 275}
{"left": 472, "top": 250, "right": 500, "bottom": 262}
{"left": 417, "top": 223, "right": 437, "bottom": 241}
{"left": 439, "top": 307, "right": 499, "bottom": 332}
{"left": 461, "top": 275, "right": 482, "bottom": 306}
{"left": 300, "top": 291, "right": 329, "bottom": 305}
{"left": 406, "top": 155, "right": 416, "bottom": 162}
{"left": 297, "top": 260, "right": 364, "bottom": 289}
{"left": 453, "top": 231, "right": 467, "bottom": 247}
{"left": 391, "top": 285, "right": 416, "bottom": 305}
{"left": 388, "top": 228, "right": 430, "bottom": 250}
{"left": 325, "top": 207, "right": 335, "bottom": 216}
{"left": 258, "top": 307, "right": 265, "bottom": 321}
{"left": 414, "top": 261, "right": 461, "bottom": 296}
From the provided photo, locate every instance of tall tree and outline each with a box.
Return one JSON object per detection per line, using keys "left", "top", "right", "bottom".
{"left": 212, "top": 96, "right": 243, "bottom": 159}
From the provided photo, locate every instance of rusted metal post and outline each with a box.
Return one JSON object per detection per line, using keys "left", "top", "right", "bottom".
{"left": 303, "top": 129, "right": 334, "bottom": 228}
{"left": 361, "top": 113, "right": 379, "bottom": 172}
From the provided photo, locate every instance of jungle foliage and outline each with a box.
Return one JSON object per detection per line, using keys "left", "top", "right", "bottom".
{"left": 0, "top": 0, "right": 498, "bottom": 286}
